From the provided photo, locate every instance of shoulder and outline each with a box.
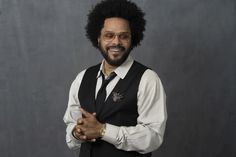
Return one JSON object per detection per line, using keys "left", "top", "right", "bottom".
{"left": 142, "top": 69, "right": 161, "bottom": 82}
{"left": 70, "top": 69, "right": 87, "bottom": 89}
{"left": 75, "top": 69, "right": 86, "bottom": 80}
{"left": 73, "top": 63, "right": 100, "bottom": 81}
{"left": 139, "top": 69, "right": 163, "bottom": 92}
{"left": 71, "top": 63, "right": 101, "bottom": 86}
{"left": 138, "top": 69, "right": 165, "bottom": 99}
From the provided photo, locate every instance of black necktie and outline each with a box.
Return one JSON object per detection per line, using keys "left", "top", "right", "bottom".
{"left": 95, "top": 72, "right": 117, "bottom": 113}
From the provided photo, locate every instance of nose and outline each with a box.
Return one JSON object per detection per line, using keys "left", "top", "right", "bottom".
{"left": 111, "top": 35, "right": 121, "bottom": 45}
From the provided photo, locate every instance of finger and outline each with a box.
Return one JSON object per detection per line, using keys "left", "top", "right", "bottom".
{"left": 73, "top": 129, "right": 83, "bottom": 140}
{"left": 78, "top": 126, "right": 87, "bottom": 133}
{"left": 75, "top": 134, "right": 86, "bottom": 141}
{"left": 80, "top": 107, "right": 92, "bottom": 118}
{"left": 74, "top": 131, "right": 81, "bottom": 137}
{"left": 89, "top": 139, "right": 96, "bottom": 142}
{"left": 75, "top": 127, "right": 82, "bottom": 134}
{"left": 92, "top": 112, "right": 96, "bottom": 116}
{"left": 79, "top": 135, "right": 87, "bottom": 140}
{"left": 77, "top": 118, "right": 83, "bottom": 125}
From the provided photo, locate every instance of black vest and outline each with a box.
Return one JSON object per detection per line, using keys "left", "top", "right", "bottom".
{"left": 78, "top": 61, "right": 151, "bottom": 157}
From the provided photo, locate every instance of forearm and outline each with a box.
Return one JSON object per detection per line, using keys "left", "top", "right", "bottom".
{"left": 102, "top": 123, "right": 165, "bottom": 154}
{"left": 100, "top": 70, "right": 167, "bottom": 153}
{"left": 63, "top": 71, "right": 86, "bottom": 149}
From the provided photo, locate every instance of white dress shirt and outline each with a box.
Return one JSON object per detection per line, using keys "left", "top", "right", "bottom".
{"left": 63, "top": 56, "right": 167, "bottom": 154}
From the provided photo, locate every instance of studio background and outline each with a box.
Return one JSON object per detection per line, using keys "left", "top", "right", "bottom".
{"left": 0, "top": 0, "right": 235, "bottom": 157}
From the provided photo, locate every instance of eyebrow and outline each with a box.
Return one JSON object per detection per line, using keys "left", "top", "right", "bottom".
{"left": 102, "top": 31, "right": 131, "bottom": 34}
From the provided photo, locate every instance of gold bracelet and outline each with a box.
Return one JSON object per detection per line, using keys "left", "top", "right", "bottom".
{"left": 100, "top": 123, "right": 106, "bottom": 138}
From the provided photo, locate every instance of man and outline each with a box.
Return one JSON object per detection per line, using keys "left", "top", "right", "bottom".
{"left": 63, "top": 0, "right": 167, "bottom": 157}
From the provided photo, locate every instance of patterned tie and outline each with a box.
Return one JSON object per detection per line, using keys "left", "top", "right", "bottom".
{"left": 95, "top": 72, "right": 117, "bottom": 114}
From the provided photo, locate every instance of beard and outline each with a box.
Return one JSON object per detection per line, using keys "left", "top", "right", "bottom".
{"left": 98, "top": 43, "right": 132, "bottom": 67}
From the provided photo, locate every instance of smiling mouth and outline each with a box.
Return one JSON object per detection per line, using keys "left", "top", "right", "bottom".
{"left": 108, "top": 50, "right": 122, "bottom": 57}
{"left": 107, "top": 45, "right": 125, "bottom": 52}
{"left": 109, "top": 48, "right": 122, "bottom": 52}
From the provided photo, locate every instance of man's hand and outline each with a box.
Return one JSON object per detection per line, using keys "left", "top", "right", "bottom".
{"left": 73, "top": 108, "right": 104, "bottom": 141}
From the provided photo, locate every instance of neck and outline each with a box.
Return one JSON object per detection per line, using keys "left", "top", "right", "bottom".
{"left": 103, "top": 61, "right": 117, "bottom": 76}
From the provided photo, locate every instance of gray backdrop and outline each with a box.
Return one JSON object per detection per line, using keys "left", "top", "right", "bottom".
{"left": 0, "top": 0, "right": 235, "bottom": 157}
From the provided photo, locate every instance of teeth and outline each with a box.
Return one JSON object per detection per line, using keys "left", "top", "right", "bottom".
{"left": 109, "top": 49, "right": 121, "bottom": 51}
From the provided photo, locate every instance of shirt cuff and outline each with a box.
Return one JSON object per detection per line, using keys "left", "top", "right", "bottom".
{"left": 101, "top": 123, "right": 119, "bottom": 145}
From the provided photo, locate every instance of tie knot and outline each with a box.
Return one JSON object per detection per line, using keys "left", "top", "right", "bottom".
{"left": 100, "top": 72, "right": 117, "bottom": 90}
{"left": 106, "top": 72, "right": 117, "bottom": 81}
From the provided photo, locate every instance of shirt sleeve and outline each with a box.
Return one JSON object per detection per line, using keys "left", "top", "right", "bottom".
{"left": 63, "top": 70, "right": 86, "bottom": 150}
{"left": 102, "top": 69, "right": 167, "bottom": 154}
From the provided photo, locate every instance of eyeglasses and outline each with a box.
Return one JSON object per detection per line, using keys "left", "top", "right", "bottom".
{"left": 101, "top": 32, "right": 131, "bottom": 42}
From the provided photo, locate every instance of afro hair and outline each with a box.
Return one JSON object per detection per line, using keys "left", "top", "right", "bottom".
{"left": 85, "top": 0, "right": 146, "bottom": 49}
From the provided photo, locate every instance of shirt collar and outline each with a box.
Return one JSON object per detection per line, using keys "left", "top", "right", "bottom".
{"left": 96, "top": 55, "right": 134, "bottom": 79}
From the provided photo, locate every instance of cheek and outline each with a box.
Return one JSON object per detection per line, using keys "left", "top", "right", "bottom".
{"left": 124, "top": 42, "right": 131, "bottom": 49}
{"left": 102, "top": 44, "right": 109, "bottom": 51}
{"left": 98, "top": 41, "right": 106, "bottom": 50}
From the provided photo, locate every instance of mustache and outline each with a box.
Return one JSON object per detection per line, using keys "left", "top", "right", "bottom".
{"left": 107, "top": 45, "right": 125, "bottom": 51}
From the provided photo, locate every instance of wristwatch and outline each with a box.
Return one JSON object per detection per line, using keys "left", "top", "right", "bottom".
{"left": 99, "top": 123, "right": 106, "bottom": 138}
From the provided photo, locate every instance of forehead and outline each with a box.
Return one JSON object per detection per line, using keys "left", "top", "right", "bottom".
{"left": 102, "top": 17, "right": 130, "bottom": 32}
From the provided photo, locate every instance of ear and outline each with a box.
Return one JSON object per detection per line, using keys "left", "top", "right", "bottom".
{"left": 97, "top": 37, "right": 101, "bottom": 46}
